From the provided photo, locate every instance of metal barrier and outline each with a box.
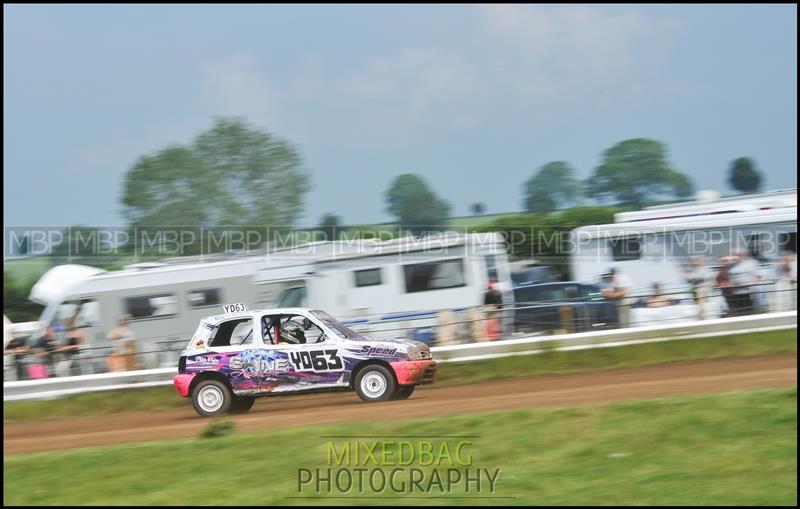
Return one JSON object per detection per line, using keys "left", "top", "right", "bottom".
{"left": 4, "top": 310, "right": 795, "bottom": 401}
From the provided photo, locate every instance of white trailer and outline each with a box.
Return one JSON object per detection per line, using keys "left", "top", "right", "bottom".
{"left": 570, "top": 190, "right": 797, "bottom": 298}
{"left": 252, "top": 232, "right": 514, "bottom": 342}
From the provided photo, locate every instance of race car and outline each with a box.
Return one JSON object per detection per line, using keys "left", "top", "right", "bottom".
{"left": 173, "top": 305, "right": 437, "bottom": 417}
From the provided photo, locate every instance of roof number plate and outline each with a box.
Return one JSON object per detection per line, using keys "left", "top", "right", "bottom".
{"left": 223, "top": 302, "right": 247, "bottom": 314}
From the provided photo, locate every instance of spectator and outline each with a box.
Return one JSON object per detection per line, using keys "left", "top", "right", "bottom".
{"left": 715, "top": 255, "right": 736, "bottom": 316}
{"left": 601, "top": 268, "right": 633, "bottom": 328}
{"left": 31, "top": 325, "right": 57, "bottom": 377}
{"left": 645, "top": 282, "right": 672, "bottom": 308}
{"left": 4, "top": 332, "right": 29, "bottom": 381}
{"left": 106, "top": 314, "right": 135, "bottom": 371}
{"left": 483, "top": 281, "right": 503, "bottom": 340}
{"left": 57, "top": 316, "right": 85, "bottom": 376}
{"left": 684, "top": 256, "right": 712, "bottom": 319}
{"left": 775, "top": 250, "right": 797, "bottom": 311}
{"left": 728, "top": 250, "right": 759, "bottom": 315}
{"left": 751, "top": 274, "right": 770, "bottom": 314}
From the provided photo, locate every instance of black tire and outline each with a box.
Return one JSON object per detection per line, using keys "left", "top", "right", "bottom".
{"left": 354, "top": 364, "right": 396, "bottom": 402}
{"left": 392, "top": 385, "right": 415, "bottom": 400}
{"left": 228, "top": 396, "right": 255, "bottom": 414}
{"left": 191, "top": 379, "right": 232, "bottom": 417}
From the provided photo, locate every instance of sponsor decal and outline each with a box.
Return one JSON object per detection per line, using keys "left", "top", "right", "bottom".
{"left": 289, "top": 350, "right": 344, "bottom": 372}
{"left": 223, "top": 302, "right": 247, "bottom": 314}
{"left": 358, "top": 345, "right": 398, "bottom": 357}
{"left": 230, "top": 349, "right": 290, "bottom": 378}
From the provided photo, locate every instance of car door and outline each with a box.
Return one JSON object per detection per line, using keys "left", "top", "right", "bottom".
{"left": 255, "top": 311, "right": 347, "bottom": 393}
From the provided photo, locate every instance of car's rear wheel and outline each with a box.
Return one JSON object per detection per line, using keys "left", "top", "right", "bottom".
{"left": 355, "top": 365, "right": 395, "bottom": 402}
{"left": 392, "top": 385, "right": 415, "bottom": 400}
{"left": 192, "top": 379, "right": 232, "bottom": 417}
{"left": 228, "top": 396, "right": 255, "bottom": 414}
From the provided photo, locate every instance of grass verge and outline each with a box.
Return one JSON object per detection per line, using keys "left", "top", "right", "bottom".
{"left": 3, "top": 328, "right": 796, "bottom": 423}
{"left": 3, "top": 388, "right": 797, "bottom": 505}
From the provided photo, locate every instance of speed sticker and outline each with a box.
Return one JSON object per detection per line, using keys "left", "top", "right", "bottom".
{"left": 223, "top": 302, "right": 247, "bottom": 314}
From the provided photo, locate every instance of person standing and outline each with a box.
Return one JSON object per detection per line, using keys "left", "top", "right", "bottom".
{"left": 483, "top": 281, "right": 503, "bottom": 340}
{"left": 4, "top": 332, "right": 29, "bottom": 381}
{"left": 57, "top": 316, "right": 85, "bottom": 376}
{"left": 775, "top": 250, "right": 797, "bottom": 311}
{"left": 601, "top": 268, "right": 633, "bottom": 328}
{"left": 106, "top": 314, "right": 135, "bottom": 371}
{"left": 684, "top": 256, "right": 712, "bottom": 319}
{"left": 728, "top": 250, "right": 759, "bottom": 315}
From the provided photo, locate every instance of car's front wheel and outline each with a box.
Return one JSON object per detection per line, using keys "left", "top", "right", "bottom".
{"left": 192, "top": 379, "right": 232, "bottom": 417}
{"left": 229, "top": 396, "right": 255, "bottom": 414}
{"left": 392, "top": 385, "right": 415, "bottom": 400}
{"left": 355, "top": 365, "right": 395, "bottom": 402}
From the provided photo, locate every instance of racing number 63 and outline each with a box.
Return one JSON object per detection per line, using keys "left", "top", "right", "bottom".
{"left": 289, "top": 350, "right": 343, "bottom": 372}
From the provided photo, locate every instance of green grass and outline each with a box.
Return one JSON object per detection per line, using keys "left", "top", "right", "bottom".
{"left": 4, "top": 329, "right": 796, "bottom": 423}
{"left": 3, "top": 388, "right": 797, "bottom": 505}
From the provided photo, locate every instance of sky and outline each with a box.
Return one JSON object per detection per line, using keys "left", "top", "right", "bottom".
{"left": 3, "top": 4, "right": 797, "bottom": 228}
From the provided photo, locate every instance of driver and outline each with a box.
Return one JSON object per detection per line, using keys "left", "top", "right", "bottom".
{"left": 281, "top": 319, "right": 307, "bottom": 344}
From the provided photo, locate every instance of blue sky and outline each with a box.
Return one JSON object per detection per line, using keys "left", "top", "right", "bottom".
{"left": 4, "top": 4, "right": 797, "bottom": 227}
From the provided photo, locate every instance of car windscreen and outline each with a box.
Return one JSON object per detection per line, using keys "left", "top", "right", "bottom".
{"left": 310, "top": 310, "right": 365, "bottom": 340}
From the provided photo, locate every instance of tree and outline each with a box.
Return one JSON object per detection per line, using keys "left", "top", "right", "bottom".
{"left": 318, "top": 213, "right": 341, "bottom": 241}
{"left": 470, "top": 203, "right": 486, "bottom": 215}
{"left": 121, "top": 117, "right": 310, "bottom": 236}
{"left": 727, "top": 157, "right": 763, "bottom": 194}
{"left": 524, "top": 161, "right": 581, "bottom": 213}
{"left": 385, "top": 174, "right": 451, "bottom": 235}
{"left": 585, "top": 139, "right": 694, "bottom": 209}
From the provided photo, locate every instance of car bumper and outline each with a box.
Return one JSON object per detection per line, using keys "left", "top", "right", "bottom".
{"left": 173, "top": 374, "right": 196, "bottom": 397}
{"left": 390, "top": 360, "right": 437, "bottom": 386}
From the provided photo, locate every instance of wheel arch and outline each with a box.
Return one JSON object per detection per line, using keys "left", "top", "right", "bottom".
{"left": 350, "top": 359, "right": 398, "bottom": 390}
{"left": 189, "top": 370, "right": 234, "bottom": 396}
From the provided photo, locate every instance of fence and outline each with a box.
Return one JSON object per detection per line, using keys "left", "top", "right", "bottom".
{"left": 4, "top": 285, "right": 797, "bottom": 381}
{"left": 3, "top": 310, "right": 796, "bottom": 401}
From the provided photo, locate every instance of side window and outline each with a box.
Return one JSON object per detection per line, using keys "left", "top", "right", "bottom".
{"left": 579, "top": 285, "right": 602, "bottom": 299}
{"left": 779, "top": 232, "right": 797, "bottom": 254}
{"left": 403, "top": 259, "right": 466, "bottom": 293}
{"left": 276, "top": 287, "right": 307, "bottom": 308}
{"left": 187, "top": 288, "right": 221, "bottom": 308}
{"left": 484, "top": 255, "right": 498, "bottom": 282}
{"left": 609, "top": 236, "right": 641, "bottom": 261}
{"left": 209, "top": 318, "right": 253, "bottom": 347}
{"left": 564, "top": 285, "right": 580, "bottom": 299}
{"left": 354, "top": 268, "right": 382, "bottom": 287}
{"left": 260, "top": 314, "right": 327, "bottom": 345}
{"left": 747, "top": 233, "right": 768, "bottom": 262}
{"left": 125, "top": 293, "right": 178, "bottom": 320}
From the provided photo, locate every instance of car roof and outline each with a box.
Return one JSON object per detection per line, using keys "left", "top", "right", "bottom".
{"left": 201, "top": 307, "right": 321, "bottom": 325}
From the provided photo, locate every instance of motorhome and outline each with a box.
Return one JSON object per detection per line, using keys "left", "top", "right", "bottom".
{"left": 252, "top": 232, "right": 513, "bottom": 342}
{"left": 570, "top": 189, "right": 797, "bottom": 299}
{"left": 27, "top": 232, "right": 513, "bottom": 370}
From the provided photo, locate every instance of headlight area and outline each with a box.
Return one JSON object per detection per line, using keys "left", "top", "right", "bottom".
{"left": 406, "top": 346, "right": 422, "bottom": 360}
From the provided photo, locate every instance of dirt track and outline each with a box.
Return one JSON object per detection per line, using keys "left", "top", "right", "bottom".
{"left": 4, "top": 353, "right": 797, "bottom": 455}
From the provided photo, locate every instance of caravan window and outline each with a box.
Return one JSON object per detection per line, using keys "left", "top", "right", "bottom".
{"left": 187, "top": 288, "right": 221, "bottom": 308}
{"left": 779, "top": 232, "right": 797, "bottom": 254}
{"left": 609, "top": 236, "right": 641, "bottom": 261}
{"left": 125, "top": 293, "right": 178, "bottom": 320}
{"left": 354, "top": 268, "right": 382, "bottom": 287}
{"left": 276, "top": 287, "right": 307, "bottom": 308}
{"left": 403, "top": 259, "right": 466, "bottom": 293}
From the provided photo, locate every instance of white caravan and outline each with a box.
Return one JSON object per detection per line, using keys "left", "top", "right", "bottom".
{"left": 570, "top": 189, "right": 797, "bottom": 299}
{"left": 26, "top": 232, "right": 514, "bottom": 370}
{"left": 29, "top": 255, "right": 272, "bottom": 370}
{"left": 252, "top": 232, "right": 514, "bottom": 343}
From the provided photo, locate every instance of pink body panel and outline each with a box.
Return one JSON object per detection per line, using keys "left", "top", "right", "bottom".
{"left": 173, "top": 374, "right": 196, "bottom": 397}
{"left": 390, "top": 360, "right": 437, "bottom": 386}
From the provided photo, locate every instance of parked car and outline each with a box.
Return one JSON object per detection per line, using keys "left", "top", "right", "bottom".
{"left": 512, "top": 282, "right": 617, "bottom": 334}
{"left": 173, "top": 305, "right": 437, "bottom": 417}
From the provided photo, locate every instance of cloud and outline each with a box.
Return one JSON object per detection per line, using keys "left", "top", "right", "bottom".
{"left": 198, "top": 6, "right": 674, "bottom": 150}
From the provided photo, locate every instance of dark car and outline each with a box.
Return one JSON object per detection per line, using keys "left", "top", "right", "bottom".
{"left": 512, "top": 282, "right": 617, "bottom": 334}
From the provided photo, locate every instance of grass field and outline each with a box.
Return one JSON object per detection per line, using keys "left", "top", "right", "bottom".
{"left": 3, "top": 388, "right": 796, "bottom": 505}
{"left": 3, "top": 329, "right": 796, "bottom": 423}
